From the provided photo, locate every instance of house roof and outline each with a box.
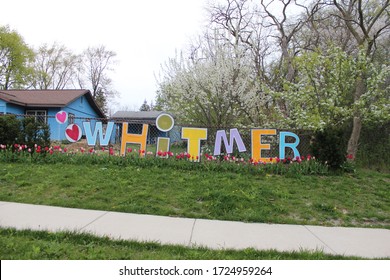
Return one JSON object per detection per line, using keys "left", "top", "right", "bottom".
{"left": 0, "top": 89, "right": 105, "bottom": 118}
{"left": 111, "top": 111, "right": 173, "bottom": 124}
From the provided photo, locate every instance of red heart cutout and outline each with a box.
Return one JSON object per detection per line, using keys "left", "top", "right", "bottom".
{"left": 66, "top": 125, "right": 80, "bottom": 141}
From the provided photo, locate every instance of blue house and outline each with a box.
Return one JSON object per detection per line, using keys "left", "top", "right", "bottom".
{"left": 0, "top": 89, "right": 105, "bottom": 141}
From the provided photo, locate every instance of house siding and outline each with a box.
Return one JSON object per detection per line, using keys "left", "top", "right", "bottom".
{"left": 0, "top": 94, "right": 103, "bottom": 142}
{"left": 2, "top": 103, "right": 25, "bottom": 115}
{"left": 47, "top": 107, "right": 62, "bottom": 140}
{"left": 47, "top": 97, "right": 101, "bottom": 141}
{"left": 62, "top": 97, "right": 99, "bottom": 139}
{"left": 0, "top": 99, "right": 6, "bottom": 114}
{"left": 65, "top": 96, "right": 100, "bottom": 120}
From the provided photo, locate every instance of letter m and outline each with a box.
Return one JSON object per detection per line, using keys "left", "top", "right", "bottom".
{"left": 213, "top": 128, "right": 247, "bottom": 155}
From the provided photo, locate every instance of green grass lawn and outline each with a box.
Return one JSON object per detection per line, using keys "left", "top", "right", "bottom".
{"left": 0, "top": 162, "right": 389, "bottom": 228}
{"left": 0, "top": 228, "right": 360, "bottom": 260}
{"left": 1, "top": 162, "right": 388, "bottom": 260}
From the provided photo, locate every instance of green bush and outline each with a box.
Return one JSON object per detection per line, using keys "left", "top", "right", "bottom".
{"left": 311, "top": 126, "right": 348, "bottom": 170}
{"left": 0, "top": 115, "right": 50, "bottom": 148}
{"left": 19, "top": 117, "right": 50, "bottom": 148}
{"left": 0, "top": 115, "right": 21, "bottom": 145}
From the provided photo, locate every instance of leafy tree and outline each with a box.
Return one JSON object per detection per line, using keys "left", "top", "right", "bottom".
{"left": 0, "top": 25, "right": 34, "bottom": 89}
{"left": 258, "top": 0, "right": 321, "bottom": 83}
{"left": 210, "top": 0, "right": 322, "bottom": 117}
{"left": 326, "top": 0, "right": 390, "bottom": 159}
{"left": 280, "top": 46, "right": 389, "bottom": 130}
{"left": 0, "top": 25, "right": 120, "bottom": 116}
{"left": 31, "top": 42, "right": 78, "bottom": 89}
{"left": 77, "top": 45, "right": 118, "bottom": 115}
{"left": 159, "top": 0, "right": 324, "bottom": 128}
{"left": 157, "top": 0, "right": 389, "bottom": 161}
{"left": 30, "top": 43, "right": 120, "bottom": 114}
{"left": 139, "top": 99, "right": 152, "bottom": 111}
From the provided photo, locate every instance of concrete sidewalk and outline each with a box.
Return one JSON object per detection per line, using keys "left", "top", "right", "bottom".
{"left": 0, "top": 201, "right": 389, "bottom": 258}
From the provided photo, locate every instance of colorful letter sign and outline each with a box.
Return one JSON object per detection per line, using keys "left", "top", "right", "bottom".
{"left": 279, "top": 131, "right": 300, "bottom": 159}
{"left": 156, "top": 113, "right": 175, "bottom": 156}
{"left": 55, "top": 111, "right": 302, "bottom": 163}
{"left": 156, "top": 113, "right": 174, "bottom": 132}
{"left": 251, "top": 129, "right": 276, "bottom": 163}
{"left": 83, "top": 122, "right": 114, "bottom": 146}
{"left": 120, "top": 123, "right": 149, "bottom": 156}
{"left": 181, "top": 127, "right": 207, "bottom": 162}
{"left": 213, "top": 128, "right": 246, "bottom": 155}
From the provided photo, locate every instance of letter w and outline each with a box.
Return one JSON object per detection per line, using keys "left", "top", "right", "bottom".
{"left": 83, "top": 122, "right": 114, "bottom": 146}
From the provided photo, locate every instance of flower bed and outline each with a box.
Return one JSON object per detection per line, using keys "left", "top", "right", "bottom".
{"left": 0, "top": 143, "right": 331, "bottom": 175}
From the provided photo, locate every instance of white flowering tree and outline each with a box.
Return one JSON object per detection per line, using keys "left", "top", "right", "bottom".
{"left": 157, "top": 0, "right": 389, "bottom": 160}
{"left": 156, "top": 33, "right": 270, "bottom": 128}
{"left": 327, "top": 0, "right": 390, "bottom": 159}
{"left": 278, "top": 46, "right": 389, "bottom": 130}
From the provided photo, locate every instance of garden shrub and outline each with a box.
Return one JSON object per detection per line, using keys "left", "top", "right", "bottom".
{"left": 19, "top": 117, "right": 51, "bottom": 148}
{"left": 0, "top": 115, "right": 50, "bottom": 148}
{"left": 311, "top": 125, "right": 348, "bottom": 170}
{"left": 0, "top": 115, "right": 21, "bottom": 145}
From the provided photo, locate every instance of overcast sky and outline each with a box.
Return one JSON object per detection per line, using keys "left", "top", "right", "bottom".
{"left": 0, "top": 0, "right": 209, "bottom": 112}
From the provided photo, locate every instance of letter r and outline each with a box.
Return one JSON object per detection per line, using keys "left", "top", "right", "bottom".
{"left": 279, "top": 131, "right": 300, "bottom": 159}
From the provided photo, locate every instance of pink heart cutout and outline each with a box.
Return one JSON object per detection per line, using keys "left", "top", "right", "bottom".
{"left": 56, "top": 111, "right": 67, "bottom": 124}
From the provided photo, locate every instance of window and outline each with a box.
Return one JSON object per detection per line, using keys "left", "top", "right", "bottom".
{"left": 26, "top": 110, "right": 47, "bottom": 125}
{"left": 68, "top": 113, "right": 75, "bottom": 124}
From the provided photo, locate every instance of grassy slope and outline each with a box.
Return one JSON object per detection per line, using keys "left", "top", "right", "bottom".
{"left": 0, "top": 162, "right": 389, "bottom": 228}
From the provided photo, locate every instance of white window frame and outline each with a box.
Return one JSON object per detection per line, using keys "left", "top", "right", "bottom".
{"left": 25, "top": 110, "right": 47, "bottom": 125}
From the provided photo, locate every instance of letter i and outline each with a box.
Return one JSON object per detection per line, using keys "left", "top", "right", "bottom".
{"left": 155, "top": 113, "right": 175, "bottom": 157}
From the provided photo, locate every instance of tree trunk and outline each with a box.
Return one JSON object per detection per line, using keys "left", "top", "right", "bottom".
{"left": 347, "top": 75, "right": 365, "bottom": 160}
{"left": 347, "top": 116, "right": 362, "bottom": 160}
